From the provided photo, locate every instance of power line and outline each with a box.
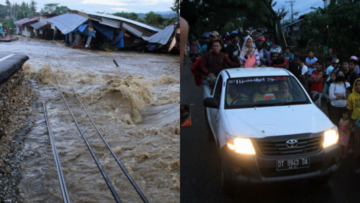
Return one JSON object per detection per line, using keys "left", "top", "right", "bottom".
{"left": 286, "top": 0, "right": 295, "bottom": 22}
{"left": 296, "top": 0, "right": 322, "bottom": 14}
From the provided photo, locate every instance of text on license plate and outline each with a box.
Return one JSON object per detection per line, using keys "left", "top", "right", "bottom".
{"left": 276, "top": 158, "right": 310, "bottom": 171}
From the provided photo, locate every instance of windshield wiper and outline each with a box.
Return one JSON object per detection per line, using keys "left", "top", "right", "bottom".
{"left": 277, "top": 101, "right": 309, "bottom": 106}
{"left": 227, "top": 101, "right": 309, "bottom": 108}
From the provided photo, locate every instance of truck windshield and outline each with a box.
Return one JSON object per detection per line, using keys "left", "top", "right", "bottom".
{"left": 225, "top": 76, "right": 310, "bottom": 108}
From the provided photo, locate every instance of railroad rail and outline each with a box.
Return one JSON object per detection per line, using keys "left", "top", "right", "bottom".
{"left": 41, "top": 58, "right": 149, "bottom": 203}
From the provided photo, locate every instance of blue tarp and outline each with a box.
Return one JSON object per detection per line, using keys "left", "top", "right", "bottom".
{"left": 78, "top": 24, "right": 88, "bottom": 33}
{"left": 92, "top": 22, "right": 114, "bottom": 40}
{"left": 112, "top": 30, "right": 124, "bottom": 49}
{"left": 71, "top": 24, "right": 95, "bottom": 37}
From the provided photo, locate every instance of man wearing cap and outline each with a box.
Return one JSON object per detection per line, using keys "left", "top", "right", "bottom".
{"left": 206, "top": 31, "right": 225, "bottom": 53}
{"left": 255, "top": 36, "right": 270, "bottom": 66}
{"left": 198, "top": 32, "right": 211, "bottom": 55}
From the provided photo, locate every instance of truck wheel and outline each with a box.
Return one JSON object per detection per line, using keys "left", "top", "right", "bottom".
{"left": 310, "top": 174, "right": 333, "bottom": 184}
{"left": 219, "top": 156, "right": 236, "bottom": 196}
{"left": 221, "top": 165, "right": 237, "bottom": 196}
{"left": 204, "top": 109, "right": 214, "bottom": 142}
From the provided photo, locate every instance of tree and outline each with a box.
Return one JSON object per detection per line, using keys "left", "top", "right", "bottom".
{"left": 144, "top": 11, "right": 165, "bottom": 28}
{"left": 29, "top": 0, "right": 37, "bottom": 15}
{"left": 113, "top": 12, "right": 139, "bottom": 20}
{"left": 5, "top": 0, "right": 39, "bottom": 21}
{"left": 40, "top": 3, "right": 69, "bottom": 14}
{"left": 0, "top": 4, "right": 7, "bottom": 19}
{"left": 299, "top": 1, "right": 360, "bottom": 59}
{"left": 170, "top": 0, "right": 179, "bottom": 21}
{"left": 181, "top": 0, "right": 288, "bottom": 47}
{"left": 53, "top": 6, "right": 69, "bottom": 14}
{"left": 41, "top": 3, "right": 59, "bottom": 14}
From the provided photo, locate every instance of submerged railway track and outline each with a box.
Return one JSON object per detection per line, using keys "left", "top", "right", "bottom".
{"left": 41, "top": 58, "right": 149, "bottom": 203}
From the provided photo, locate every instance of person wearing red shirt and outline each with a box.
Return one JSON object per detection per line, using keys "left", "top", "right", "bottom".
{"left": 308, "top": 60, "right": 324, "bottom": 108}
{"left": 200, "top": 40, "right": 240, "bottom": 81}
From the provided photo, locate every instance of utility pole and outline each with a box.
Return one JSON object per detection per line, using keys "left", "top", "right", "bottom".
{"left": 286, "top": 0, "right": 295, "bottom": 23}
{"left": 323, "top": 0, "right": 326, "bottom": 9}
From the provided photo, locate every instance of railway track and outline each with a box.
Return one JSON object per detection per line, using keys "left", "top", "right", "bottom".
{"left": 41, "top": 58, "right": 149, "bottom": 203}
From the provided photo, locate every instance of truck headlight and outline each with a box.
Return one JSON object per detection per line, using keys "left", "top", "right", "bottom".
{"left": 323, "top": 127, "right": 339, "bottom": 148}
{"left": 227, "top": 136, "right": 256, "bottom": 155}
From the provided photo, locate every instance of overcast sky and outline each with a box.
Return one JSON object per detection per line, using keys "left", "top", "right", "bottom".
{"left": 6, "top": 0, "right": 175, "bottom": 13}
{"left": 4, "top": 0, "right": 323, "bottom": 16}
{"left": 273, "top": 0, "right": 326, "bottom": 21}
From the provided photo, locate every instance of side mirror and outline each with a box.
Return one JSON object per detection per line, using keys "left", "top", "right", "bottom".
{"left": 204, "top": 97, "right": 219, "bottom": 108}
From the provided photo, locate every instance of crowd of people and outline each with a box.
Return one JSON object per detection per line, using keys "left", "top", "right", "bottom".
{"left": 189, "top": 28, "right": 360, "bottom": 173}
{"left": 0, "top": 27, "right": 8, "bottom": 38}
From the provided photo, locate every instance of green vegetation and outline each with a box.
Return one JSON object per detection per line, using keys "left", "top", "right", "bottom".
{"left": 40, "top": 3, "right": 69, "bottom": 15}
{"left": 112, "top": 11, "right": 177, "bottom": 29}
{"left": 181, "top": 0, "right": 289, "bottom": 47}
{"left": 299, "top": 1, "right": 360, "bottom": 60}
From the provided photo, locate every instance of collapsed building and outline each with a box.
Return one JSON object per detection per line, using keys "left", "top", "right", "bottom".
{"left": 14, "top": 10, "right": 179, "bottom": 52}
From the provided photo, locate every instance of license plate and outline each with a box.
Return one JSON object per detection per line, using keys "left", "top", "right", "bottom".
{"left": 276, "top": 158, "right": 310, "bottom": 171}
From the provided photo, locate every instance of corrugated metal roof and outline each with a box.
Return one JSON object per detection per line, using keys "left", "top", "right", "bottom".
{"left": 142, "top": 25, "right": 175, "bottom": 45}
{"left": 16, "top": 17, "right": 39, "bottom": 26}
{"left": 47, "top": 13, "right": 88, "bottom": 35}
{"left": 30, "top": 21, "right": 48, "bottom": 29}
{"left": 122, "top": 23, "right": 143, "bottom": 38}
{"left": 14, "top": 18, "right": 29, "bottom": 24}
{"left": 86, "top": 12, "right": 161, "bottom": 32}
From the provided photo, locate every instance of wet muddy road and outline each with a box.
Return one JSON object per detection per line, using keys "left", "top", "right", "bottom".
{"left": 0, "top": 37, "right": 179, "bottom": 202}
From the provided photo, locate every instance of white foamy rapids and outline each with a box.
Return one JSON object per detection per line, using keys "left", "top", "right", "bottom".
{"left": 8, "top": 37, "right": 180, "bottom": 203}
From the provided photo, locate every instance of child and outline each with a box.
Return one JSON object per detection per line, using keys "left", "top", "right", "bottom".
{"left": 346, "top": 87, "right": 352, "bottom": 99}
{"left": 339, "top": 110, "right": 351, "bottom": 159}
{"left": 347, "top": 78, "right": 360, "bottom": 160}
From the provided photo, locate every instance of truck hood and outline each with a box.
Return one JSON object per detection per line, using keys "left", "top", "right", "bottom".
{"left": 224, "top": 104, "right": 334, "bottom": 138}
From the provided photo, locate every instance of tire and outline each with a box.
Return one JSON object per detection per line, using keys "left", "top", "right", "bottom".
{"left": 220, "top": 161, "right": 237, "bottom": 196}
{"left": 204, "top": 108, "right": 214, "bottom": 142}
{"left": 309, "top": 174, "right": 333, "bottom": 184}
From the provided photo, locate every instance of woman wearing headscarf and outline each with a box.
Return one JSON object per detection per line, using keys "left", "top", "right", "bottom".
{"left": 239, "top": 36, "right": 260, "bottom": 68}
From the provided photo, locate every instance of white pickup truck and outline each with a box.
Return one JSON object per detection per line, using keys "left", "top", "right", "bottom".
{"left": 203, "top": 67, "right": 341, "bottom": 194}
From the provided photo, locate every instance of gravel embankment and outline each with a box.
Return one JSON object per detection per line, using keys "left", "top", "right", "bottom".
{"left": 0, "top": 68, "right": 37, "bottom": 202}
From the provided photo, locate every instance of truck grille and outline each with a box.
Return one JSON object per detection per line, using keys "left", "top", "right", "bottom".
{"left": 255, "top": 136, "right": 322, "bottom": 156}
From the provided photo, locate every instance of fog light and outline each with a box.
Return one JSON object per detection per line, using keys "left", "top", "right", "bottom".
{"left": 232, "top": 167, "right": 242, "bottom": 175}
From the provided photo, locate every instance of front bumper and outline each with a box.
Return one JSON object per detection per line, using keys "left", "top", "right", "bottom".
{"left": 220, "top": 138, "right": 341, "bottom": 185}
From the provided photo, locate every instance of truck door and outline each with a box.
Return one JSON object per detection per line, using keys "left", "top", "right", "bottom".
{"left": 210, "top": 75, "right": 223, "bottom": 138}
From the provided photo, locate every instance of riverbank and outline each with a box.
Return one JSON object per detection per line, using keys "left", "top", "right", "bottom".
{"left": 0, "top": 64, "right": 37, "bottom": 202}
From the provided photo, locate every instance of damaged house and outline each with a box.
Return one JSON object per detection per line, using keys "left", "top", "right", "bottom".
{"left": 15, "top": 17, "right": 39, "bottom": 37}
{"left": 43, "top": 10, "right": 178, "bottom": 52}
{"left": 30, "top": 14, "right": 58, "bottom": 40}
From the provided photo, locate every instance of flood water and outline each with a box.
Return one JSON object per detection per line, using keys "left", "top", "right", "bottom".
{"left": 0, "top": 37, "right": 179, "bottom": 202}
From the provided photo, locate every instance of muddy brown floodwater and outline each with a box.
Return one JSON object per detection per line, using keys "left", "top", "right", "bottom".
{"left": 0, "top": 37, "right": 179, "bottom": 202}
